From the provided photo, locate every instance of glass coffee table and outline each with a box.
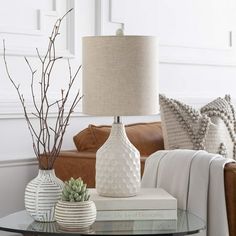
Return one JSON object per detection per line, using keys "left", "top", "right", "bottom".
{"left": 0, "top": 209, "right": 205, "bottom": 236}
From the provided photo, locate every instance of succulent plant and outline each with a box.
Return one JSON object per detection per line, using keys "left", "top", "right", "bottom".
{"left": 61, "top": 177, "right": 90, "bottom": 202}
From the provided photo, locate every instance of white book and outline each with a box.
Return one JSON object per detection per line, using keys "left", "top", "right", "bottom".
{"left": 89, "top": 188, "right": 177, "bottom": 211}
{"left": 96, "top": 209, "right": 177, "bottom": 221}
{"left": 94, "top": 219, "right": 177, "bottom": 231}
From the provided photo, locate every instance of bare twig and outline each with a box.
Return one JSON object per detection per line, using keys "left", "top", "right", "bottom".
{"left": 3, "top": 9, "right": 82, "bottom": 170}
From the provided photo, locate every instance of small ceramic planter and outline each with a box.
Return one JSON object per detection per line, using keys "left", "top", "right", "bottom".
{"left": 55, "top": 200, "right": 96, "bottom": 229}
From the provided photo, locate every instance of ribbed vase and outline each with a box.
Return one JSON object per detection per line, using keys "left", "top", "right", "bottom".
{"left": 96, "top": 123, "right": 141, "bottom": 197}
{"left": 24, "top": 169, "right": 64, "bottom": 222}
{"left": 55, "top": 200, "right": 96, "bottom": 229}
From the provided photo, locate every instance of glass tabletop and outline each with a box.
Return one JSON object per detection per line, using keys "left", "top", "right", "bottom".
{"left": 0, "top": 209, "right": 205, "bottom": 236}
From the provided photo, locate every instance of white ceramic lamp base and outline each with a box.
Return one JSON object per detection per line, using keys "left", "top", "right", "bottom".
{"left": 96, "top": 122, "right": 141, "bottom": 197}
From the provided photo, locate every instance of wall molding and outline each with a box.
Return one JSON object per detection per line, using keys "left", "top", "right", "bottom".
{"left": 160, "top": 44, "right": 236, "bottom": 67}
{"left": 0, "top": 98, "right": 82, "bottom": 119}
{"left": 0, "top": 0, "right": 76, "bottom": 58}
{"left": 95, "top": 0, "right": 120, "bottom": 36}
{"left": 66, "top": 0, "right": 76, "bottom": 56}
{"left": 0, "top": 157, "right": 38, "bottom": 168}
{"left": 1, "top": 96, "right": 233, "bottom": 119}
{"left": 97, "top": 0, "right": 236, "bottom": 66}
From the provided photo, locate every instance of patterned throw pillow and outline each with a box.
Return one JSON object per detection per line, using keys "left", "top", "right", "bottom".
{"left": 159, "top": 94, "right": 236, "bottom": 159}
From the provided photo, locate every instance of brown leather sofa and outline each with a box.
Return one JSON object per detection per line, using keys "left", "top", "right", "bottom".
{"left": 54, "top": 121, "right": 236, "bottom": 236}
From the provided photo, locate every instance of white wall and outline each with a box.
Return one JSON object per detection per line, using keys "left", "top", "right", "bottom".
{"left": 0, "top": 0, "right": 98, "bottom": 221}
{"left": 0, "top": 0, "right": 236, "bottom": 224}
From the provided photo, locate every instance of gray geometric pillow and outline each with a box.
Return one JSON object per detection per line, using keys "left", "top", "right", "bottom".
{"left": 159, "top": 94, "right": 236, "bottom": 159}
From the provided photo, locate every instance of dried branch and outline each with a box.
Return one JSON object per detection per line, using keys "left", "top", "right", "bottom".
{"left": 3, "top": 9, "right": 82, "bottom": 170}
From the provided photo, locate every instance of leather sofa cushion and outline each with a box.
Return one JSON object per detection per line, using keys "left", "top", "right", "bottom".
{"left": 73, "top": 122, "right": 164, "bottom": 156}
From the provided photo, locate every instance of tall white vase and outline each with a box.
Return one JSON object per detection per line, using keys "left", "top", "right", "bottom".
{"left": 96, "top": 123, "right": 141, "bottom": 197}
{"left": 25, "top": 169, "right": 64, "bottom": 222}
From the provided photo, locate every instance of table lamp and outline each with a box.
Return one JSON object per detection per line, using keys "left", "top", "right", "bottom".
{"left": 82, "top": 34, "right": 159, "bottom": 197}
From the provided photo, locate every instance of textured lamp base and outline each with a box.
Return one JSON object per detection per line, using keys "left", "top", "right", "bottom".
{"left": 96, "top": 122, "right": 141, "bottom": 197}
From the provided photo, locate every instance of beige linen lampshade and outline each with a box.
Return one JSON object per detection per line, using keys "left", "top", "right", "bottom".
{"left": 82, "top": 36, "right": 159, "bottom": 116}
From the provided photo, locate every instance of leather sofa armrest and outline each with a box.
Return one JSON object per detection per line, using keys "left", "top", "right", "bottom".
{"left": 224, "top": 162, "right": 236, "bottom": 236}
{"left": 57, "top": 150, "right": 96, "bottom": 159}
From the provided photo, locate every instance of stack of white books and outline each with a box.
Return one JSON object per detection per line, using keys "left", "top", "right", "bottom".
{"left": 89, "top": 188, "right": 177, "bottom": 222}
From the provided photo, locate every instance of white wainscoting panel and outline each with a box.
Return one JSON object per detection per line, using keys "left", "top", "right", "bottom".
{"left": 0, "top": 5, "right": 94, "bottom": 224}
{"left": 0, "top": 0, "right": 75, "bottom": 57}
{"left": 97, "top": 0, "right": 236, "bottom": 66}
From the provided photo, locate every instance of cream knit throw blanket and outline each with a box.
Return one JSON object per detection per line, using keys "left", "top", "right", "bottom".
{"left": 141, "top": 149, "right": 234, "bottom": 236}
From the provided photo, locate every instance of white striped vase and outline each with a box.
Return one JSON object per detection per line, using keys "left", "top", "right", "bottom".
{"left": 24, "top": 169, "right": 64, "bottom": 222}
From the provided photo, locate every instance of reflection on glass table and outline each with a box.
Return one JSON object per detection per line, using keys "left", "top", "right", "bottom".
{"left": 0, "top": 209, "right": 205, "bottom": 236}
